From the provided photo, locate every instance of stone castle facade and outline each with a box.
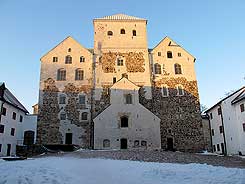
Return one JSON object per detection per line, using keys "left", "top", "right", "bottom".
{"left": 37, "top": 14, "right": 204, "bottom": 152}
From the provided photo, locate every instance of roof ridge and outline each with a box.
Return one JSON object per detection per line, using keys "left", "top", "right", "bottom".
{"left": 94, "top": 13, "right": 146, "bottom": 21}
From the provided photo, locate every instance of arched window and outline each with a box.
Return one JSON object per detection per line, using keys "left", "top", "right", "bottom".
{"left": 134, "top": 140, "right": 139, "bottom": 147}
{"left": 125, "top": 94, "right": 132, "bottom": 104}
{"left": 57, "top": 68, "right": 66, "bottom": 81}
{"left": 120, "top": 29, "right": 125, "bottom": 34}
{"left": 174, "top": 63, "right": 182, "bottom": 74}
{"left": 154, "top": 63, "right": 161, "bottom": 74}
{"left": 80, "top": 56, "right": 85, "bottom": 62}
{"left": 75, "top": 69, "right": 84, "bottom": 80}
{"left": 81, "top": 112, "right": 88, "bottom": 120}
{"left": 167, "top": 51, "right": 173, "bottom": 58}
{"left": 132, "top": 30, "right": 136, "bottom": 36}
{"left": 60, "top": 112, "right": 66, "bottom": 120}
{"left": 103, "top": 139, "right": 110, "bottom": 148}
{"left": 162, "top": 86, "right": 168, "bottom": 97}
{"left": 107, "top": 31, "right": 113, "bottom": 36}
{"left": 68, "top": 48, "right": 71, "bottom": 52}
{"left": 141, "top": 140, "right": 147, "bottom": 147}
{"left": 177, "top": 85, "right": 184, "bottom": 96}
{"left": 65, "top": 55, "right": 72, "bottom": 64}
{"left": 121, "top": 116, "right": 128, "bottom": 127}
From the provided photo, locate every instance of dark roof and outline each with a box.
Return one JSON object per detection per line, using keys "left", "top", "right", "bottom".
{"left": 205, "top": 86, "right": 245, "bottom": 113}
{"left": 231, "top": 90, "right": 245, "bottom": 104}
{"left": 0, "top": 82, "right": 28, "bottom": 113}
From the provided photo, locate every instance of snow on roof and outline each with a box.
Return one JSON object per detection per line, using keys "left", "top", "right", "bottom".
{"left": 94, "top": 13, "right": 146, "bottom": 21}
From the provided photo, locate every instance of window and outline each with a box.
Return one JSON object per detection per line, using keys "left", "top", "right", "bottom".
{"left": 59, "top": 95, "right": 66, "bottom": 104}
{"left": 240, "top": 104, "right": 244, "bottom": 112}
{"left": 217, "top": 144, "right": 220, "bottom": 151}
{"left": 134, "top": 140, "right": 139, "bottom": 147}
{"left": 162, "top": 86, "right": 168, "bottom": 97}
{"left": 19, "top": 115, "right": 23, "bottom": 122}
{"left": 2, "top": 107, "right": 6, "bottom": 116}
{"left": 211, "top": 129, "right": 214, "bottom": 136}
{"left": 117, "top": 58, "right": 123, "bottom": 66}
{"left": 213, "top": 145, "right": 216, "bottom": 152}
{"left": 113, "top": 77, "right": 116, "bottom": 84}
{"left": 80, "top": 56, "right": 85, "bottom": 62}
{"left": 125, "top": 94, "right": 132, "bottom": 104}
{"left": 11, "top": 128, "right": 15, "bottom": 136}
{"left": 81, "top": 112, "right": 88, "bottom": 120}
{"left": 174, "top": 63, "right": 182, "bottom": 74}
{"left": 167, "top": 51, "right": 173, "bottom": 58}
{"left": 79, "top": 95, "right": 86, "bottom": 105}
{"left": 60, "top": 112, "right": 66, "bottom": 120}
{"left": 107, "top": 31, "right": 113, "bottom": 36}
{"left": 158, "top": 52, "right": 161, "bottom": 56}
{"left": 103, "top": 139, "right": 110, "bottom": 148}
{"left": 121, "top": 116, "right": 128, "bottom": 128}
{"left": 218, "top": 107, "right": 222, "bottom": 115}
{"left": 242, "top": 123, "right": 245, "bottom": 132}
{"left": 141, "top": 141, "right": 147, "bottom": 147}
{"left": 12, "top": 112, "right": 16, "bottom": 120}
{"left": 177, "top": 86, "right": 184, "bottom": 96}
{"left": 210, "top": 113, "right": 213, "bottom": 119}
{"left": 0, "top": 144, "right": 1, "bottom": 152}
{"left": 132, "top": 30, "right": 136, "bottom": 36}
{"left": 219, "top": 126, "right": 223, "bottom": 133}
{"left": 120, "top": 29, "right": 125, "bottom": 34}
{"left": 0, "top": 124, "right": 4, "bottom": 133}
{"left": 65, "top": 55, "right": 72, "bottom": 64}
{"left": 68, "top": 48, "right": 71, "bottom": 52}
{"left": 24, "top": 131, "right": 35, "bottom": 145}
{"left": 53, "top": 57, "right": 58, "bottom": 62}
{"left": 57, "top": 68, "right": 66, "bottom": 81}
{"left": 75, "top": 69, "right": 84, "bottom": 80}
{"left": 178, "top": 53, "right": 181, "bottom": 57}
{"left": 154, "top": 63, "right": 161, "bottom": 74}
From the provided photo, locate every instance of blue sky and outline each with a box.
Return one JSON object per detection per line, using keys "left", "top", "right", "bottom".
{"left": 0, "top": 0, "right": 244, "bottom": 112}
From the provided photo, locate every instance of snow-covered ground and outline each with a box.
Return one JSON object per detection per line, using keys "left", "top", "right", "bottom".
{"left": 0, "top": 156, "right": 244, "bottom": 184}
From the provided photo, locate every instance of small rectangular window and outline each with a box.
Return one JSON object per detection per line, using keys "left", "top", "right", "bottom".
{"left": 240, "top": 104, "right": 244, "bottom": 112}
{"left": 12, "top": 112, "right": 16, "bottom": 120}
{"left": 60, "top": 113, "right": 66, "bottom": 120}
{"left": 213, "top": 145, "right": 216, "bottom": 152}
{"left": 53, "top": 57, "right": 58, "bottom": 62}
{"left": 211, "top": 129, "right": 214, "bottom": 136}
{"left": 0, "top": 144, "right": 2, "bottom": 152}
{"left": 210, "top": 113, "right": 213, "bottom": 119}
{"left": 217, "top": 144, "right": 220, "bottom": 151}
{"left": 79, "top": 95, "right": 86, "bottom": 105}
{"left": 0, "top": 124, "right": 4, "bottom": 133}
{"left": 158, "top": 52, "right": 161, "bottom": 56}
{"left": 218, "top": 107, "right": 221, "bottom": 115}
{"left": 2, "top": 107, "right": 6, "bottom": 116}
{"left": 125, "top": 94, "right": 132, "bottom": 104}
{"left": 19, "top": 115, "right": 23, "bottom": 122}
{"left": 243, "top": 123, "right": 245, "bottom": 132}
{"left": 59, "top": 96, "right": 66, "bottom": 104}
{"left": 113, "top": 77, "right": 116, "bottom": 84}
{"left": 219, "top": 126, "right": 223, "bottom": 133}
{"left": 117, "top": 59, "right": 123, "bottom": 66}
{"left": 80, "top": 56, "right": 85, "bottom": 62}
{"left": 178, "top": 53, "right": 181, "bottom": 57}
{"left": 11, "top": 128, "right": 15, "bottom": 136}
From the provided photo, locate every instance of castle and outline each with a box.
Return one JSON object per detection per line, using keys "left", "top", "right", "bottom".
{"left": 37, "top": 14, "right": 204, "bottom": 152}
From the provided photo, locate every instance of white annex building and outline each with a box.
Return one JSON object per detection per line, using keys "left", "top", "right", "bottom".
{"left": 0, "top": 83, "right": 37, "bottom": 156}
{"left": 206, "top": 86, "right": 245, "bottom": 155}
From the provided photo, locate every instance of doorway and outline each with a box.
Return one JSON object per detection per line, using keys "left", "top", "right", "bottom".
{"left": 7, "top": 144, "right": 11, "bottom": 156}
{"left": 65, "top": 133, "right": 73, "bottom": 144}
{"left": 167, "top": 137, "right": 174, "bottom": 151}
{"left": 120, "top": 138, "right": 127, "bottom": 149}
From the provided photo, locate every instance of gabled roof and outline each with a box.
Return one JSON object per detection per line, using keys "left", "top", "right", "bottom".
{"left": 110, "top": 77, "right": 140, "bottom": 91}
{"left": 0, "top": 82, "right": 28, "bottom": 113}
{"left": 151, "top": 36, "right": 196, "bottom": 62}
{"left": 231, "top": 89, "right": 245, "bottom": 104}
{"left": 40, "top": 36, "right": 92, "bottom": 61}
{"left": 205, "top": 86, "right": 245, "bottom": 113}
{"left": 94, "top": 13, "right": 146, "bottom": 21}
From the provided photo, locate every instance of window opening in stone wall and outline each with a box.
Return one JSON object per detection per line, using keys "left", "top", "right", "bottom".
{"left": 177, "top": 86, "right": 184, "bottom": 96}
{"left": 134, "top": 140, "right": 139, "bottom": 147}
{"left": 11, "top": 128, "right": 15, "bottom": 136}
{"left": 0, "top": 124, "right": 4, "bottom": 133}
{"left": 219, "top": 126, "right": 223, "bottom": 133}
{"left": 113, "top": 77, "right": 116, "bottom": 84}
{"left": 57, "top": 68, "right": 66, "bottom": 81}
{"left": 59, "top": 95, "right": 66, "bottom": 104}
{"left": 103, "top": 139, "right": 110, "bottom": 148}
{"left": 240, "top": 104, "right": 244, "bottom": 112}
{"left": 12, "top": 112, "right": 16, "bottom": 120}
{"left": 19, "top": 115, "right": 23, "bottom": 122}
{"left": 117, "top": 58, "right": 124, "bottom": 66}
{"left": 68, "top": 48, "right": 71, "bottom": 52}
{"left": 162, "top": 86, "right": 168, "bottom": 97}
{"left": 107, "top": 31, "right": 113, "bottom": 36}
{"left": 79, "top": 95, "right": 86, "bottom": 105}
{"left": 81, "top": 112, "right": 88, "bottom": 120}
{"left": 125, "top": 94, "right": 132, "bottom": 104}
{"left": 80, "top": 56, "right": 85, "bottom": 62}
{"left": 167, "top": 51, "right": 173, "bottom": 58}
{"left": 121, "top": 116, "right": 128, "bottom": 128}
{"left": 2, "top": 107, "right": 6, "bottom": 116}
{"left": 174, "top": 63, "right": 182, "bottom": 74}
{"left": 75, "top": 69, "right": 84, "bottom": 80}
{"left": 178, "top": 52, "right": 182, "bottom": 57}
{"left": 218, "top": 107, "right": 222, "bottom": 115}
{"left": 154, "top": 63, "right": 161, "bottom": 74}
{"left": 60, "top": 112, "right": 66, "bottom": 120}
{"left": 65, "top": 55, "right": 72, "bottom": 64}
{"left": 120, "top": 29, "right": 125, "bottom": 34}
{"left": 132, "top": 30, "right": 136, "bottom": 36}
{"left": 53, "top": 57, "right": 58, "bottom": 62}
{"left": 141, "top": 141, "right": 147, "bottom": 147}
{"left": 217, "top": 144, "right": 220, "bottom": 151}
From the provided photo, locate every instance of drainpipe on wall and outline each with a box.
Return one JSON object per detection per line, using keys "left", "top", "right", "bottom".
{"left": 0, "top": 100, "right": 3, "bottom": 122}
{"left": 219, "top": 105, "right": 227, "bottom": 156}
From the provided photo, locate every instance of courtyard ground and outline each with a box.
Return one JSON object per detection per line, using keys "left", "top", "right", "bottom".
{"left": 0, "top": 150, "right": 244, "bottom": 184}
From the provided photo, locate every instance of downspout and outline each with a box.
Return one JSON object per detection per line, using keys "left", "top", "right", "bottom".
{"left": 219, "top": 105, "right": 227, "bottom": 156}
{"left": 0, "top": 100, "right": 3, "bottom": 122}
